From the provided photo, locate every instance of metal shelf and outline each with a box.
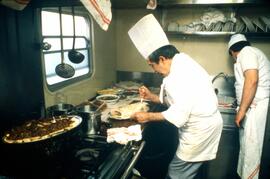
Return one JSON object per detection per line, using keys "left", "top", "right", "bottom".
{"left": 166, "top": 31, "right": 270, "bottom": 38}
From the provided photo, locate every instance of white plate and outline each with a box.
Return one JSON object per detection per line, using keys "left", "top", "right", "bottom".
{"left": 241, "top": 16, "right": 256, "bottom": 32}
{"left": 260, "top": 16, "right": 270, "bottom": 32}
{"left": 252, "top": 18, "right": 266, "bottom": 32}
{"left": 109, "top": 113, "right": 131, "bottom": 120}
{"left": 235, "top": 19, "right": 245, "bottom": 32}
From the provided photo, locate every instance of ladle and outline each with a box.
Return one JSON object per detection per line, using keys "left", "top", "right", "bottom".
{"left": 55, "top": 7, "right": 75, "bottom": 78}
{"left": 68, "top": 6, "right": 85, "bottom": 64}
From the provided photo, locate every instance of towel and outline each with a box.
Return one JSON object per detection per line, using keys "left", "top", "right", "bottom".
{"left": 80, "top": 0, "right": 112, "bottom": 31}
{"left": 107, "top": 124, "right": 142, "bottom": 145}
{"left": 0, "top": 0, "right": 30, "bottom": 10}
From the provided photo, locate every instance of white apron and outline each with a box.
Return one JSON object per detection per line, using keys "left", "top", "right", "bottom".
{"left": 237, "top": 98, "right": 269, "bottom": 179}
{"left": 234, "top": 63, "right": 269, "bottom": 179}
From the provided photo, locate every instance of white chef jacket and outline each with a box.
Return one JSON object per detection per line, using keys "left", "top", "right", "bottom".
{"left": 160, "top": 53, "right": 223, "bottom": 162}
{"left": 234, "top": 46, "right": 270, "bottom": 179}
{"left": 234, "top": 46, "right": 270, "bottom": 105}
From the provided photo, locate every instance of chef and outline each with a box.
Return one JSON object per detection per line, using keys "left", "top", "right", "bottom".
{"left": 128, "top": 14, "right": 223, "bottom": 179}
{"left": 228, "top": 34, "right": 270, "bottom": 179}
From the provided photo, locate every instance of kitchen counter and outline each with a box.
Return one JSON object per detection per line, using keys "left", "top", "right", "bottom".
{"left": 202, "top": 106, "right": 239, "bottom": 179}
{"left": 218, "top": 106, "right": 238, "bottom": 129}
{"left": 100, "top": 97, "right": 240, "bottom": 179}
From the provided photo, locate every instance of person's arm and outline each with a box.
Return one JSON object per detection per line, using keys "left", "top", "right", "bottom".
{"left": 139, "top": 86, "right": 160, "bottom": 103}
{"left": 131, "top": 112, "right": 165, "bottom": 123}
{"left": 236, "top": 69, "right": 258, "bottom": 127}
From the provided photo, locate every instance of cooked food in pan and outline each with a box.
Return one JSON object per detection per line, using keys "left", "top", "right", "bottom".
{"left": 3, "top": 115, "right": 81, "bottom": 144}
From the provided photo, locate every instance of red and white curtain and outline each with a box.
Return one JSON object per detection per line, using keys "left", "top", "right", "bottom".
{"left": 80, "top": 0, "right": 112, "bottom": 31}
{"left": 0, "top": 0, "right": 30, "bottom": 10}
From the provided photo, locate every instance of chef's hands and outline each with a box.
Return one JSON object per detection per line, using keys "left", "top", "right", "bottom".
{"left": 131, "top": 112, "right": 165, "bottom": 123}
{"left": 139, "top": 86, "right": 160, "bottom": 103}
{"left": 131, "top": 112, "right": 149, "bottom": 123}
{"left": 235, "top": 110, "right": 246, "bottom": 128}
{"left": 139, "top": 86, "right": 151, "bottom": 100}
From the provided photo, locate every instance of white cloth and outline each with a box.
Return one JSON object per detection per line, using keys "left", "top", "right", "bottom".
{"left": 128, "top": 14, "right": 169, "bottom": 59}
{"left": 234, "top": 46, "right": 270, "bottom": 179}
{"left": 200, "top": 8, "right": 226, "bottom": 29}
{"left": 106, "top": 124, "right": 142, "bottom": 145}
{"left": 237, "top": 98, "right": 269, "bottom": 179}
{"left": 80, "top": 0, "right": 112, "bottom": 31}
{"left": 234, "top": 46, "right": 270, "bottom": 105}
{"left": 160, "top": 53, "right": 223, "bottom": 162}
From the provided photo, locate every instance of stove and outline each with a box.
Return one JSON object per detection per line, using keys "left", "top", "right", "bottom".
{"left": 65, "top": 135, "right": 119, "bottom": 179}
{"left": 0, "top": 132, "right": 144, "bottom": 179}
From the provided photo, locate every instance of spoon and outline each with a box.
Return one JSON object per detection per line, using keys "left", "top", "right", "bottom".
{"left": 68, "top": 6, "right": 85, "bottom": 64}
{"left": 55, "top": 7, "right": 75, "bottom": 78}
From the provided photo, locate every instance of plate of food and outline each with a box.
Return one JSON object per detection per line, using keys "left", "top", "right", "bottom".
{"left": 109, "top": 101, "right": 149, "bottom": 120}
{"left": 2, "top": 115, "right": 82, "bottom": 144}
{"left": 97, "top": 88, "right": 123, "bottom": 95}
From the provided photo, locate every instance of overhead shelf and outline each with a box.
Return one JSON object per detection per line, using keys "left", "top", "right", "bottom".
{"left": 165, "top": 31, "right": 270, "bottom": 37}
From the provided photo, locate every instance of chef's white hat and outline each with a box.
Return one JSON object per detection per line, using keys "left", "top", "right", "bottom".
{"left": 228, "top": 34, "right": 247, "bottom": 49}
{"left": 128, "top": 14, "right": 169, "bottom": 59}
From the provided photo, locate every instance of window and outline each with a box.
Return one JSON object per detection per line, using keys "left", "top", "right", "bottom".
{"left": 41, "top": 7, "right": 92, "bottom": 90}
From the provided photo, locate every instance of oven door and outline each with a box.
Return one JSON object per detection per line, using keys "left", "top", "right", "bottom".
{"left": 97, "top": 141, "right": 145, "bottom": 179}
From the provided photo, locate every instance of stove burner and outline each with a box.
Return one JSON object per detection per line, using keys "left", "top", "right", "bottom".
{"left": 66, "top": 134, "right": 117, "bottom": 178}
{"left": 75, "top": 148, "right": 100, "bottom": 162}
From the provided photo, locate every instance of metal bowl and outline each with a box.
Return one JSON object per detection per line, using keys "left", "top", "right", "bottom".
{"left": 96, "top": 94, "right": 120, "bottom": 104}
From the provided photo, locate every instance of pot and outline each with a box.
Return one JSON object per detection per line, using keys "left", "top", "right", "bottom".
{"left": 75, "top": 105, "right": 101, "bottom": 135}
{"left": 47, "top": 103, "right": 74, "bottom": 117}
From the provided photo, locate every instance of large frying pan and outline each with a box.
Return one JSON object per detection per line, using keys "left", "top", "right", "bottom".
{"left": 2, "top": 115, "right": 82, "bottom": 144}
{"left": 1, "top": 115, "right": 82, "bottom": 178}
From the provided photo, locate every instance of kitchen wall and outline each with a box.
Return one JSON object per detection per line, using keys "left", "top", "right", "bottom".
{"left": 44, "top": 6, "right": 270, "bottom": 107}
{"left": 44, "top": 11, "right": 117, "bottom": 107}
{"left": 115, "top": 8, "right": 270, "bottom": 76}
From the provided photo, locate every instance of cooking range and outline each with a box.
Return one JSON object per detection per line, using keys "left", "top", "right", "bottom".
{"left": 0, "top": 132, "right": 144, "bottom": 179}
{"left": 63, "top": 134, "right": 120, "bottom": 179}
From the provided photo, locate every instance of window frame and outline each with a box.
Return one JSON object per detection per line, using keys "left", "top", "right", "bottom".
{"left": 40, "top": 7, "right": 94, "bottom": 91}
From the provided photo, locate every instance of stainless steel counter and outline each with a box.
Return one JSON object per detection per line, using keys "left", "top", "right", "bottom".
{"left": 218, "top": 107, "right": 237, "bottom": 129}
{"left": 202, "top": 107, "right": 239, "bottom": 179}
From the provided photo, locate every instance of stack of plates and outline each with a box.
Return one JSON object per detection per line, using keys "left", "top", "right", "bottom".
{"left": 252, "top": 18, "right": 265, "bottom": 32}
{"left": 212, "top": 21, "right": 223, "bottom": 31}
{"left": 235, "top": 18, "right": 245, "bottom": 33}
{"left": 259, "top": 16, "right": 270, "bottom": 32}
{"left": 236, "top": 16, "right": 270, "bottom": 33}
{"left": 222, "top": 21, "right": 234, "bottom": 32}
{"left": 241, "top": 16, "right": 256, "bottom": 32}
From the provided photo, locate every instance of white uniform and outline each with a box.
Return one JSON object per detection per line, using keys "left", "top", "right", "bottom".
{"left": 234, "top": 46, "right": 270, "bottom": 179}
{"left": 160, "top": 53, "right": 223, "bottom": 162}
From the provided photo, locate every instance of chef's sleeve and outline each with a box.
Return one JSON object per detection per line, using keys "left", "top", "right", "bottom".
{"left": 161, "top": 85, "right": 193, "bottom": 128}
{"left": 240, "top": 47, "right": 259, "bottom": 71}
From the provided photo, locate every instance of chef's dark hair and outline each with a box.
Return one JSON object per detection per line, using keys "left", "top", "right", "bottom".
{"left": 148, "top": 45, "right": 179, "bottom": 64}
{"left": 229, "top": 41, "right": 251, "bottom": 56}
